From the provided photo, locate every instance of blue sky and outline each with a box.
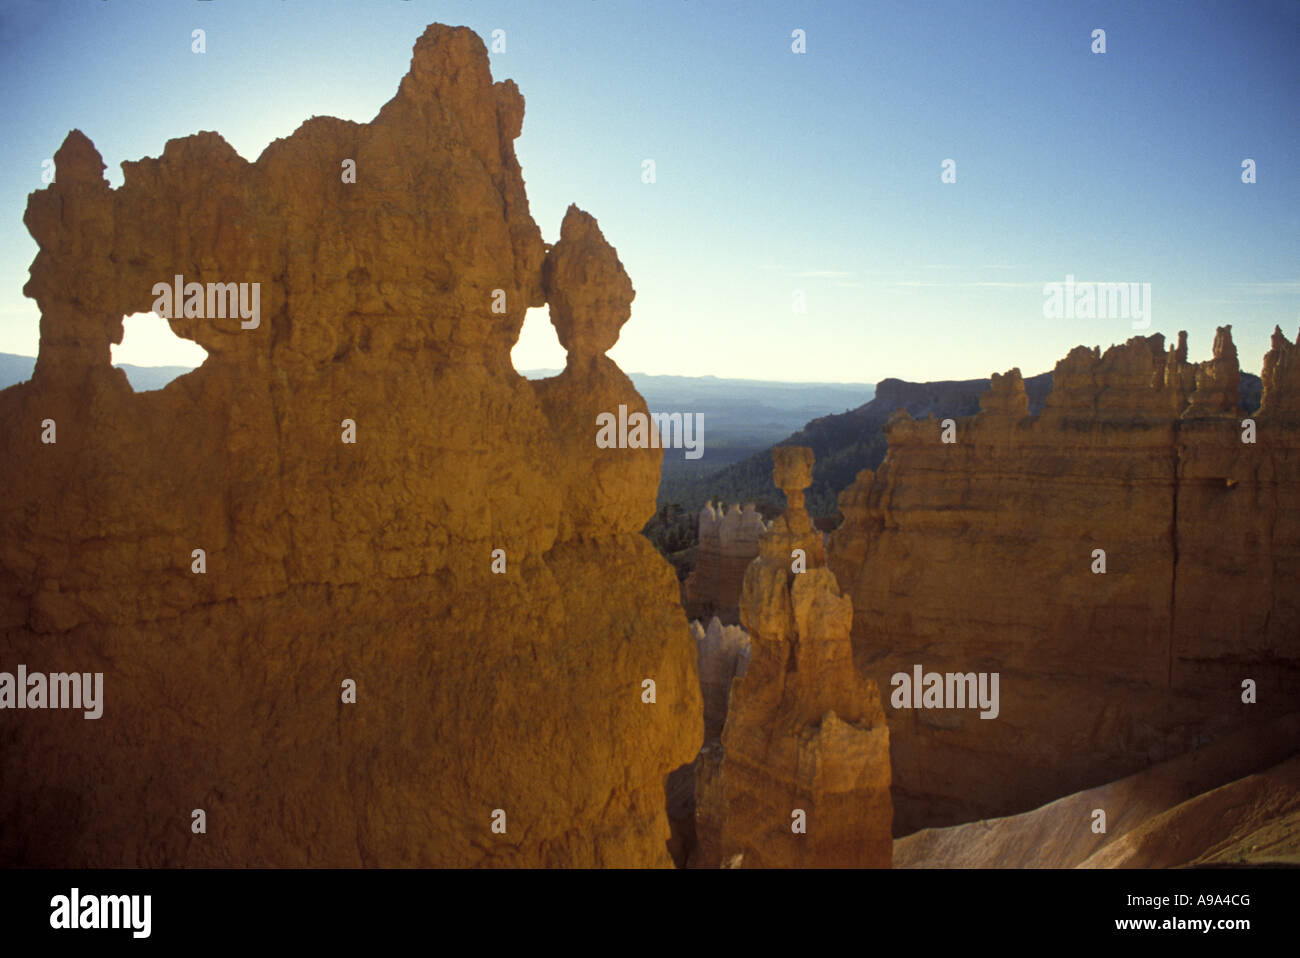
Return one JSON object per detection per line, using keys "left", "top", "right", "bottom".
{"left": 0, "top": 0, "right": 1295, "bottom": 383}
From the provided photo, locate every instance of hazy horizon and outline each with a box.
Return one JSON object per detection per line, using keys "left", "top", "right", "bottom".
{"left": 2, "top": 344, "right": 1269, "bottom": 388}
{"left": 0, "top": 346, "right": 883, "bottom": 388}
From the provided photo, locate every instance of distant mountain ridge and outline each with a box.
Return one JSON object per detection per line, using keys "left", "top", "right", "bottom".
{"left": 525, "top": 368, "right": 875, "bottom": 444}
{"left": 1, "top": 354, "right": 877, "bottom": 419}
{"left": 0, "top": 352, "right": 194, "bottom": 393}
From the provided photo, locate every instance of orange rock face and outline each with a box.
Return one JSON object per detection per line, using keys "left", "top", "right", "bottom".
{"left": 693, "top": 447, "right": 892, "bottom": 868}
{"left": 0, "top": 24, "right": 701, "bottom": 866}
{"left": 828, "top": 328, "right": 1300, "bottom": 835}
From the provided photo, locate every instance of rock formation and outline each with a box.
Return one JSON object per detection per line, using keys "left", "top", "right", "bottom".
{"left": 664, "top": 615, "right": 751, "bottom": 865}
{"left": 0, "top": 24, "right": 701, "bottom": 867}
{"left": 682, "top": 502, "right": 768, "bottom": 623}
{"left": 691, "top": 616, "right": 751, "bottom": 743}
{"left": 692, "top": 447, "right": 892, "bottom": 867}
{"left": 829, "top": 328, "right": 1300, "bottom": 835}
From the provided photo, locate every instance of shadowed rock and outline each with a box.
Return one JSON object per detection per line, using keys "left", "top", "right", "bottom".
{"left": 0, "top": 23, "right": 701, "bottom": 867}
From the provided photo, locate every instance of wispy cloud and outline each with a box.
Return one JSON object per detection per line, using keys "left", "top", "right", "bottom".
{"left": 918, "top": 264, "right": 1027, "bottom": 273}
{"left": 1229, "top": 282, "right": 1300, "bottom": 294}
{"left": 793, "top": 269, "right": 853, "bottom": 279}
{"left": 887, "top": 280, "right": 1042, "bottom": 289}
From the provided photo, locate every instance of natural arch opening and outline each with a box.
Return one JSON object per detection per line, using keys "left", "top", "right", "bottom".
{"left": 111, "top": 313, "right": 209, "bottom": 391}
{"left": 510, "top": 306, "right": 566, "bottom": 379}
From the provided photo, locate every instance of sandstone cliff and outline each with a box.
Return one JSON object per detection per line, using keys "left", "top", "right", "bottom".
{"left": 829, "top": 328, "right": 1300, "bottom": 835}
{"left": 0, "top": 24, "right": 701, "bottom": 867}
{"left": 693, "top": 447, "right": 892, "bottom": 867}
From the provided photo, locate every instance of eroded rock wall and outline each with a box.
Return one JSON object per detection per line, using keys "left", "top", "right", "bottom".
{"left": 828, "top": 329, "right": 1300, "bottom": 835}
{"left": 0, "top": 24, "right": 701, "bottom": 867}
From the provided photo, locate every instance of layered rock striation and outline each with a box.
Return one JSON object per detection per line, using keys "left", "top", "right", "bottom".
{"left": 693, "top": 447, "right": 892, "bottom": 867}
{"left": 829, "top": 328, "right": 1300, "bottom": 835}
{"left": 0, "top": 24, "right": 701, "bottom": 866}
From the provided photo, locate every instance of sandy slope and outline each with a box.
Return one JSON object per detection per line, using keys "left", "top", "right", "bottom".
{"left": 895, "top": 713, "right": 1300, "bottom": 868}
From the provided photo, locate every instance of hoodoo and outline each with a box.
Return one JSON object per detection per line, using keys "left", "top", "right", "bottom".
{"left": 693, "top": 446, "right": 893, "bottom": 868}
